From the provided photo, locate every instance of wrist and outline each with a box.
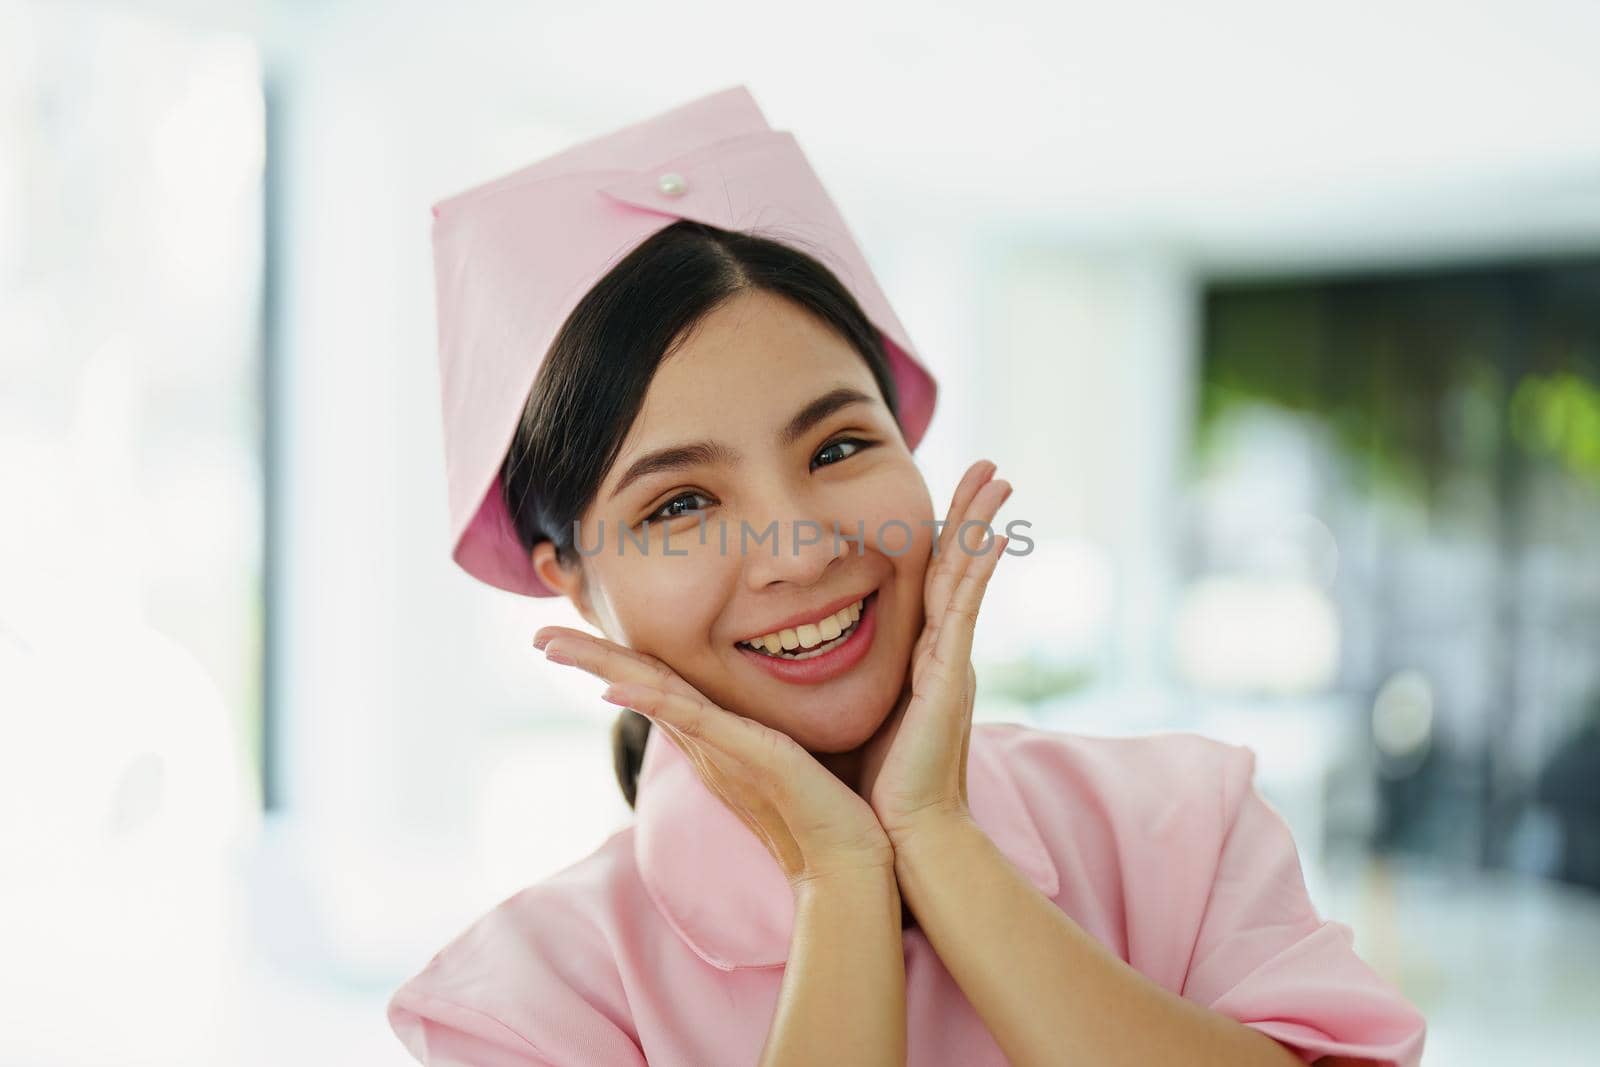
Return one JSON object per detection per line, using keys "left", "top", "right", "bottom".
{"left": 790, "top": 857, "right": 900, "bottom": 904}
{"left": 887, "top": 807, "right": 978, "bottom": 870}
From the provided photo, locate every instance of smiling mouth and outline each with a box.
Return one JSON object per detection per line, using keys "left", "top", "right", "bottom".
{"left": 738, "top": 593, "right": 871, "bottom": 661}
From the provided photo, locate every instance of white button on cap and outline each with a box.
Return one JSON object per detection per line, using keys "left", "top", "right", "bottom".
{"left": 656, "top": 172, "right": 687, "bottom": 197}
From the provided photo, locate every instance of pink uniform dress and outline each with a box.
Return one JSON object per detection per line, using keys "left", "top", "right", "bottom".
{"left": 387, "top": 722, "right": 1428, "bottom": 1066}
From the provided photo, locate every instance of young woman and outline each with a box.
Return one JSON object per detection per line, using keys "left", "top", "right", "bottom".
{"left": 387, "top": 86, "right": 1428, "bottom": 1067}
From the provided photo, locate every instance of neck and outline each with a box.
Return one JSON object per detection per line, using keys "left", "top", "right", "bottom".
{"left": 813, "top": 744, "right": 868, "bottom": 797}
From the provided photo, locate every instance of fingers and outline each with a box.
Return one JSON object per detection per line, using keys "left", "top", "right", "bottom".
{"left": 599, "top": 681, "right": 789, "bottom": 783}
{"left": 927, "top": 532, "right": 1007, "bottom": 679}
{"left": 931, "top": 460, "right": 997, "bottom": 570}
{"left": 542, "top": 629, "right": 796, "bottom": 799}
{"left": 928, "top": 468, "right": 1010, "bottom": 604}
{"left": 536, "top": 628, "right": 701, "bottom": 700}
{"left": 606, "top": 688, "right": 786, "bottom": 854}
{"left": 530, "top": 624, "right": 573, "bottom": 651}
{"left": 925, "top": 463, "right": 994, "bottom": 611}
{"left": 922, "top": 475, "right": 1012, "bottom": 654}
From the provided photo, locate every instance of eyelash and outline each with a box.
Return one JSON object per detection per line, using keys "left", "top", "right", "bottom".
{"left": 810, "top": 435, "right": 872, "bottom": 471}
{"left": 640, "top": 436, "right": 877, "bottom": 524}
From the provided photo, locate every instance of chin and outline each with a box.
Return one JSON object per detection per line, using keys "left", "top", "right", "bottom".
{"left": 783, "top": 623, "right": 915, "bottom": 752}
{"left": 707, "top": 583, "right": 919, "bottom": 752}
{"left": 777, "top": 675, "right": 901, "bottom": 753}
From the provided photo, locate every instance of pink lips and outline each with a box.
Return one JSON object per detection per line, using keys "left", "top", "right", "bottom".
{"left": 735, "top": 591, "right": 878, "bottom": 685}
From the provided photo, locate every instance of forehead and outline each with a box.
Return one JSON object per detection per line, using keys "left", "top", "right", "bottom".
{"left": 628, "top": 289, "right": 880, "bottom": 440}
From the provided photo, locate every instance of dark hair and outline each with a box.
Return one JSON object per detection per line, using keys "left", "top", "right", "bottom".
{"left": 500, "top": 220, "right": 904, "bottom": 808}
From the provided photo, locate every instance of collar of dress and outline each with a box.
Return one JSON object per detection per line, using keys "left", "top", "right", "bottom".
{"left": 632, "top": 720, "right": 1062, "bottom": 971}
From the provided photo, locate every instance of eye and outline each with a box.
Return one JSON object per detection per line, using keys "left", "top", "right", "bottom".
{"left": 812, "top": 436, "right": 874, "bottom": 471}
{"left": 645, "top": 490, "right": 713, "bottom": 524}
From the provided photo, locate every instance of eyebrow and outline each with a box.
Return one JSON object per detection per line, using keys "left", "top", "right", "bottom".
{"left": 606, "top": 386, "right": 879, "bottom": 502}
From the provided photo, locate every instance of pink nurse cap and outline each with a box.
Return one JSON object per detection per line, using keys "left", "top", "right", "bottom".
{"left": 429, "top": 84, "right": 939, "bottom": 597}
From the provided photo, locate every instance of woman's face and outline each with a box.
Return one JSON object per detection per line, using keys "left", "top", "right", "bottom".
{"left": 541, "top": 289, "right": 935, "bottom": 753}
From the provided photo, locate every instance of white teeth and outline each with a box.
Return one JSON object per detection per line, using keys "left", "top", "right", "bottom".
{"left": 743, "top": 597, "right": 866, "bottom": 657}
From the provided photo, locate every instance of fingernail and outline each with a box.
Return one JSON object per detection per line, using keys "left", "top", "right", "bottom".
{"left": 544, "top": 644, "right": 573, "bottom": 665}
{"left": 532, "top": 633, "right": 551, "bottom": 650}
{"left": 600, "top": 685, "right": 626, "bottom": 705}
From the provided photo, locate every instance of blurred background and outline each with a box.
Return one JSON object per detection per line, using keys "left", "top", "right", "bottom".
{"left": 3, "top": 0, "right": 1598, "bottom": 1063}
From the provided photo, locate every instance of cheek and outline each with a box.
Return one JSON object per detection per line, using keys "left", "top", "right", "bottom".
{"left": 585, "top": 547, "right": 732, "bottom": 661}
{"left": 851, "top": 464, "right": 936, "bottom": 571}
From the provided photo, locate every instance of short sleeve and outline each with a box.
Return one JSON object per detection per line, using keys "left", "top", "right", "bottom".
{"left": 388, "top": 988, "right": 555, "bottom": 1067}
{"left": 1180, "top": 744, "right": 1428, "bottom": 1067}
{"left": 385, "top": 881, "right": 649, "bottom": 1067}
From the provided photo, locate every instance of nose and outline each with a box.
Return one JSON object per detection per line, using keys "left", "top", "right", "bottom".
{"left": 738, "top": 488, "right": 856, "bottom": 592}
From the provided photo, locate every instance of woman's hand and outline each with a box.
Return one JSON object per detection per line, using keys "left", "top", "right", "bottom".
{"left": 532, "top": 629, "right": 896, "bottom": 888}
{"left": 857, "top": 460, "right": 1011, "bottom": 844}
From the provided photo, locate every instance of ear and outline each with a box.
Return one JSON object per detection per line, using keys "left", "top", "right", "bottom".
{"left": 532, "top": 541, "right": 601, "bottom": 628}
